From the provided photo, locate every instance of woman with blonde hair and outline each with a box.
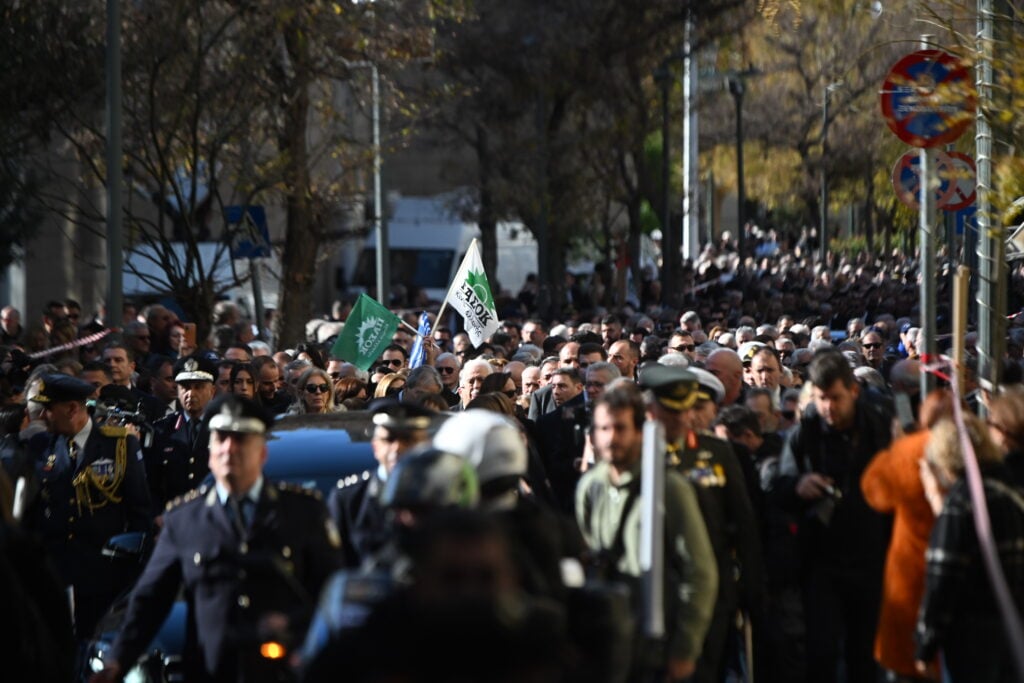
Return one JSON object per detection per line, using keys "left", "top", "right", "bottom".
{"left": 914, "top": 414, "right": 1024, "bottom": 682}
{"left": 286, "top": 367, "right": 344, "bottom": 415}
{"left": 373, "top": 371, "right": 408, "bottom": 399}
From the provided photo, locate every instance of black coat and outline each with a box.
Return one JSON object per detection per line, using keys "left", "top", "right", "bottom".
{"left": 111, "top": 481, "right": 343, "bottom": 682}
{"left": 327, "top": 470, "right": 389, "bottom": 569}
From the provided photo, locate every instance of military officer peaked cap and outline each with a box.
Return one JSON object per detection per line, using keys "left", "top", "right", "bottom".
{"left": 174, "top": 354, "right": 216, "bottom": 383}
{"left": 205, "top": 394, "right": 273, "bottom": 435}
{"left": 639, "top": 364, "right": 699, "bottom": 412}
{"left": 30, "top": 373, "right": 95, "bottom": 404}
{"left": 368, "top": 397, "right": 434, "bottom": 432}
{"left": 688, "top": 367, "right": 726, "bottom": 406}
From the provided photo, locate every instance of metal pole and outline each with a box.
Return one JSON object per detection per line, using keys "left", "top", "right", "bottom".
{"left": 819, "top": 86, "right": 829, "bottom": 268}
{"left": 682, "top": 18, "right": 700, "bottom": 262}
{"left": 976, "top": 0, "right": 1002, "bottom": 400}
{"left": 249, "top": 259, "right": 265, "bottom": 341}
{"left": 640, "top": 419, "right": 666, "bottom": 639}
{"left": 658, "top": 65, "right": 674, "bottom": 306}
{"left": 919, "top": 36, "right": 937, "bottom": 397}
{"left": 371, "top": 64, "right": 389, "bottom": 307}
{"left": 729, "top": 79, "right": 745, "bottom": 257}
{"left": 105, "top": 0, "right": 123, "bottom": 329}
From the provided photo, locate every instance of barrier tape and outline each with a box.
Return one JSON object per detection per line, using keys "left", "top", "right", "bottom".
{"left": 26, "top": 328, "right": 116, "bottom": 360}
{"left": 922, "top": 355, "right": 1024, "bottom": 679}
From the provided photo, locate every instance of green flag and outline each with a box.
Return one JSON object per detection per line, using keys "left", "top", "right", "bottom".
{"left": 331, "top": 293, "right": 402, "bottom": 371}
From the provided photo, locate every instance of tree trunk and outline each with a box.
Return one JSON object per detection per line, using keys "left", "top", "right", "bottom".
{"left": 274, "top": 34, "right": 316, "bottom": 349}
{"left": 476, "top": 126, "right": 498, "bottom": 290}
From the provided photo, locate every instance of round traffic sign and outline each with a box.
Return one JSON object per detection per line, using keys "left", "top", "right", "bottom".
{"left": 891, "top": 150, "right": 956, "bottom": 210}
{"left": 941, "top": 151, "right": 976, "bottom": 212}
{"left": 880, "top": 50, "right": 975, "bottom": 147}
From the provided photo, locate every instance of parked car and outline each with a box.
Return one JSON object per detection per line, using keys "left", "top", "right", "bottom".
{"left": 82, "top": 411, "right": 385, "bottom": 682}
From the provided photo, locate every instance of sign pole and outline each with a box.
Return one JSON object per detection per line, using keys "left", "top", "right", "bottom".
{"left": 919, "top": 35, "right": 937, "bottom": 397}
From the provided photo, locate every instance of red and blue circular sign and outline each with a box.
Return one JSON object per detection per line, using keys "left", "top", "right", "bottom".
{"left": 891, "top": 150, "right": 956, "bottom": 210}
{"left": 880, "top": 50, "right": 976, "bottom": 148}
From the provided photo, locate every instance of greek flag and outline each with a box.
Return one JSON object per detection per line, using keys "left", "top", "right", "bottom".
{"left": 408, "top": 312, "right": 431, "bottom": 369}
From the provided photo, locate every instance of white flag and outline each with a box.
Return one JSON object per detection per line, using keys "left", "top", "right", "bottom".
{"left": 443, "top": 239, "right": 500, "bottom": 347}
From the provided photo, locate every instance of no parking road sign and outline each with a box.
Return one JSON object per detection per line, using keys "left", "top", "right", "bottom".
{"left": 880, "top": 50, "right": 975, "bottom": 148}
{"left": 891, "top": 150, "right": 956, "bottom": 210}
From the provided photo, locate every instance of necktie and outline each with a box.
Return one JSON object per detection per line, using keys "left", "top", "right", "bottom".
{"left": 227, "top": 497, "right": 247, "bottom": 538}
{"left": 68, "top": 438, "right": 78, "bottom": 462}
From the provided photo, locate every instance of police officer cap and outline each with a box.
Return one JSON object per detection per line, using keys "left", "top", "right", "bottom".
{"left": 738, "top": 341, "right": 767, "bottom": 366}
{"left": 688, "top": 367, "right": 726, "bottom": 405}
{"left": 380, "top": 446, "right": 479, "bottom": 510}
{"left": 30, "top": 373, "right": 94, "bottom": 404}
{"left": 204, "top": 394, "right": 273, "bottom": 436}
{"left": 174, "top": 354, "right": 216, "bottom": 383}
{"left": 368, "top": 397, "right": 434, "bottom": 432}
{"left": 639, "top": 364, "right": 699, "bottom": 412}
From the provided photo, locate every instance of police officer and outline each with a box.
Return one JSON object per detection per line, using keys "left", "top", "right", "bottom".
{"left": 327, "top": 398, "right": 433, "bottom": 568}
{"left": 26, "top": 373, "right": 152, "bottom": 642}
{"left": 145, "top": 354, "right": 217, "bottom": 511}
{"left": 642, "top": 364, "right": 764, "bottom": 683}
{"left": 92, "top": 394, "right": 342, "bottom": 683}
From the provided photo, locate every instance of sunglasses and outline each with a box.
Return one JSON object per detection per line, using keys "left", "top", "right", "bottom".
{"left": 305, "top": 383, "right": 330, "bottom": 394}
{"left": 437, "top": 366, "right": 457, "bottom": 374}
{"left": 328, "top": 372, "right": 342, "bottom": 380}
{"left": 383, "top": 359, "right": 403, "bottom": 367}
{"left": 671, "top": 344, "right": 696, "bottom": 352}
{"left": 863, "top": 343, "right": 882, "bottom": 349}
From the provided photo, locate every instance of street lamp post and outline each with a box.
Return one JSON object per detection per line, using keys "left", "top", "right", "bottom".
{"left": 820, "top": 81, "right": 842, "bottom": 268}
{"left": 346, "top": 60, "right": 387, "bottom": 306}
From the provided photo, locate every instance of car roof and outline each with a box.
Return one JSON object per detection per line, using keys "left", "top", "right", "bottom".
{"left": 263, "top": 410, "right": 451, "bottom": 495}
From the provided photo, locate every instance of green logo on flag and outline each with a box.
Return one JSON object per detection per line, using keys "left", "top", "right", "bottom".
{"left": 330, "top": 294, "right": 401, "bottom": 371}
{"left": 467, "top": 269, "right": 495, "bottom": 312}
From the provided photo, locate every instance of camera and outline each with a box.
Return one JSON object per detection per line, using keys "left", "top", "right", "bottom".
{"left": 89, "top": 396, "right": 154, "bottom": 447}
{"left": 808, "top": 484, "right": 843, "bottom": 528}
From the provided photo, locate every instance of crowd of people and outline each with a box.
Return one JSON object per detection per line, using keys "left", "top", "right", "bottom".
{"left": 1, "top": 238, "right": 1024, "bottom": 683}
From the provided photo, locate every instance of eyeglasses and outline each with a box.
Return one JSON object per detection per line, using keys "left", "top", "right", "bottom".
{"left": 437, "top": 366, "right": 456, "bottom": 374}
{"left": 863, "top": 343, "right": 882, "bottom": 349}
{"left": 671, "top": 344, "right": 695, "bottom": 352}
{"left": 305, "top": 383, "right": 330, "bottom": 394}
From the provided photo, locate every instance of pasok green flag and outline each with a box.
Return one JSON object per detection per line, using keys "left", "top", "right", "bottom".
{"left": 442, "top": 238, "right": 500, "bottom": 347}
{"left": 331, "top": 293, "right": 402, "bottom": 371}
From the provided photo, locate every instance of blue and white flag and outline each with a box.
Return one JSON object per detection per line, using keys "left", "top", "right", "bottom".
{"left": 408, "top": 311, "right": 431, "bottom": 369}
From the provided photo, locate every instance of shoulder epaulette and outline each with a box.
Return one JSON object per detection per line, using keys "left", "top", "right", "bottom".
{"left": 99, "top": 425, "right": 129, "bottom": 438}
{"left": 336, "top": 470, "right": 372, "bottom": 490}
{"left": 165, "top": 487, "right": 204, "bottom": 511}
{"left": 276, "top": 481, "right": 323, "bottom": 500}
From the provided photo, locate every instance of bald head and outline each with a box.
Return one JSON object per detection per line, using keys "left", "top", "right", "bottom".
{"left": 705, "top": 348, "right": 744, "bottom": 405}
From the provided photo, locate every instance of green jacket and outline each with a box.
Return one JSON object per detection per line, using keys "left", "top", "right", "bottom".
{"left": 576, "top": 460, "right": 718, "bottom": 661}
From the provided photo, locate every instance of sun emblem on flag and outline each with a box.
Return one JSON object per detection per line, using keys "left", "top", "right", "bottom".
{"left": 356, "top": 316, "right": 385, "bottom": 354}
{"left": 467, "top": 270, "right": 494, "bottom": 311}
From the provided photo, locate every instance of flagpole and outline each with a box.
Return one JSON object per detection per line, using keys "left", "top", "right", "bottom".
{"left": 401, "top": 319, "right": 421, "bottom": 336}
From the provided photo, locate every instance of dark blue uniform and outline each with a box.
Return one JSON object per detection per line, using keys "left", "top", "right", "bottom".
{"left": 27, "top": 423, "right": 152, "bottom": 638}
{"left": 145, "top": 411, "right": 210, "bottom": 511}
{"left": 111, "top": 481, "right": 342, "bottom": 682}
{"left": 328, "top": 469, "right": 388, "bottom": 569}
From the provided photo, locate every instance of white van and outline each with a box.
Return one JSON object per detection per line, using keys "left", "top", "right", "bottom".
{"left": 346, "top": 194, "right": 537, "bottom": 304}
